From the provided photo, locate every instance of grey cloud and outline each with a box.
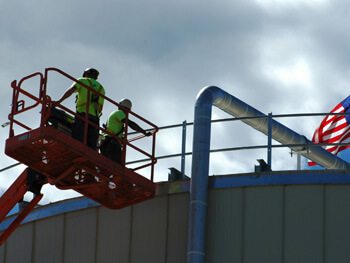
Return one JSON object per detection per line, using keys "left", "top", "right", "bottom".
{"left": 2, "top": 0, "right": 350, "bottom": 203}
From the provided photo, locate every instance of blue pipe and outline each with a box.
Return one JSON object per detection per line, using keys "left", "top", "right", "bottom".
{"left": 187, "top": 88, "right": 214, "bottom": 262}
{"left": 187, "top": 86, "right": 350, "bottom": 263}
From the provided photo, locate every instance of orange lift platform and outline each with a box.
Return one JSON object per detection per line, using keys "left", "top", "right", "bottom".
{"left": 0, "top": 68, "right": 158, "bottom": 246}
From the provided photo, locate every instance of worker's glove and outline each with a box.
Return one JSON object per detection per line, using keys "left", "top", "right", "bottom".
{"left": 144, "top": 131, "right": 152, "bottom": 136}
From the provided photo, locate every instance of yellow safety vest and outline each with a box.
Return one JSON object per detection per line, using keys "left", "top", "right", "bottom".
{"left": 74, "top": 78, "right": 105, "bottom": 117}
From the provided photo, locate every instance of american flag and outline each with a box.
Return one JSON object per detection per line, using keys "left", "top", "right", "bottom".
{"left": 308, "top": 95, "right": 350, "bottom": 166}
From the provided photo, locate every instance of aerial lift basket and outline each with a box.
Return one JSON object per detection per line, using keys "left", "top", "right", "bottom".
{"left": 0, "top": 68, "right": 158, "bottom": 245}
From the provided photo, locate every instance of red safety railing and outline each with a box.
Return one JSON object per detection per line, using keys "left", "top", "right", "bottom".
{"left": 8, "top": 67, "right": 158, "bottom": 181}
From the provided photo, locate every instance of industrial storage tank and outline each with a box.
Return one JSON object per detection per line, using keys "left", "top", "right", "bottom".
{"left": 2, "top": 83, "right": 350, "bottom": 263}
{"left": 2, "top": 172, "right": 350, "bottom": 263}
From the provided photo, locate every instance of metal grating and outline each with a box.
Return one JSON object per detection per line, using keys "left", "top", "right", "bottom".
{"left": 5, "top": 126, "right": 155, "bottom": 210}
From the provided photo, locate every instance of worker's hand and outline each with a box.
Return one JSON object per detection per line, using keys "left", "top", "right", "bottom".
{"left": 52, "top": 99, "right": 63, "bottom": 105}
{"left": 144, "top": 131, "right": 152, "bottom": 136}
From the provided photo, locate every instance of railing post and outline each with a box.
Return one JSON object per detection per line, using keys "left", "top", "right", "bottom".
{"left": 297, "top": 153, "right": 301, "bottom": 170}
{"left": 181, "top": 120, "right": 187, "bottom": 179}
{"left": 41, "top": 72, "right": 48, "bottom": 127}
{"left": 9, "top": 80, "right": 17, "bottom": 138}
{"left": 267, "top": 112, "right": 272, "bottom": 169}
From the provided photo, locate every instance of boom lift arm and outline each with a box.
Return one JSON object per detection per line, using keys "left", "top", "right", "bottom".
{"left": 0, "top": 168, "right": 44, "bottom": 246}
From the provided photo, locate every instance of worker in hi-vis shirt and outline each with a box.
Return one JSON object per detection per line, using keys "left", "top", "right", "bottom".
{"left": 100, "top": 99, "right": 151, "bottom": 164}
{"left": 55, "top": 68, "right": 105, "bottom": 150}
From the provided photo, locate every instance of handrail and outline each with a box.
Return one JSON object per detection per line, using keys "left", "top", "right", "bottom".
{"left": 9, "top": 73, "right": 44, "bottom": 137}
{"left": 4, "top": 112, "right": 350, "bottom": 176}
{"left": 127, "top": 113, "right": 350, "bottom": 167}
{"left": 7, "top": 78, "right": 350, "bottom": 177}
{"left": 43, "top": 68, "right": 158, "bottom": 169}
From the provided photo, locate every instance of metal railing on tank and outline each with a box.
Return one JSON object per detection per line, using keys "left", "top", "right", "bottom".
{"left": 5, "top": 74, "right": 350, "bottom": 179}
{"left": 128, "top": 112, "right": 350, "bottom": 178}
{"left": 5, "top": 113, "right": 350, "bottom": 178}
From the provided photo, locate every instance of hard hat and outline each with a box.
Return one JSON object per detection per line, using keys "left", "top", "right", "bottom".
{"left": 83, "top": 68, "right": 99, "bottom": 79}
{"left": 119, "top": 99, "right": 132, "bottom": 110}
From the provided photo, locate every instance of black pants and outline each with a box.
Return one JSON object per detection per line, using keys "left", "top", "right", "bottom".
{"left": 100, "top": 136, "right": 123, "bottom": 165}
{"left": 27, "top": 168, "right": 46, "bottom": 195}
{"left": 72, "top": 112, "right": 100, "bottom": 150}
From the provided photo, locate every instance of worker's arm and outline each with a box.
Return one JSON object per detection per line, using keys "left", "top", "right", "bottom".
{"left": 124, "top": 119, "right": 152, "bottom": 136}
{"left": 55, "top": 85, "right": 77, "bottom": 104}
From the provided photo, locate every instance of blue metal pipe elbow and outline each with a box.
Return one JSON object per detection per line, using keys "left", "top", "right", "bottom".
{"left": 187, "top": 86, "right": 350, "bottom": 263}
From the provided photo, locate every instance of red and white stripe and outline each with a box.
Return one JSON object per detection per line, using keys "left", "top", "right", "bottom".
{"left": 309, "top": 103, "right": 350, "bottom": 166}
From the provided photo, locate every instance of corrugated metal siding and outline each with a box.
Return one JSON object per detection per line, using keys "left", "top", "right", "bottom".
{"left": 5, "top": 223, "right": 33, "bottom": 263}
{"left": 166, "top": 193, "right": 189, "bottom": 263}
{"left": 207, "top": 188, "right": 244, "bottom": 262}
{"left": 207, "top": 186, "right": 285, "bottom": 263}
{"left": 244, "top": 186, "right": 284, "bottom": 263}
{"left": 2, "top": 184, "right": 350, "bottom": 262}
{"left": 0, "top": 192, "right": 189, "bottom": 263}
{"left": 284, "top": 185, "right": 324, "bottom": 263}
{"left": 34, "top": 215, "right": 65, "bottom": 263}
{"left": 64, "top": 208, "right": 98, "bottom": 263}
{"left": 325, "top": 185, "right": 350, "bottom": 262}
{"left": 96, "top": 206, "right": 131, "bottom": 263}
{"left": 0, "top": 240, "right": 4, "bottom": 262}
{"left": 130, "top": 196, "right": 168, "bottom": 263}
{"left": 207, "top": 184, "right": 350, "bottom": 263}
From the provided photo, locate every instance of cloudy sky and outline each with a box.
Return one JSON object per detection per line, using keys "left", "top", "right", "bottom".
{"left": 1, "top": 0, "right": 350, "bottom": 204}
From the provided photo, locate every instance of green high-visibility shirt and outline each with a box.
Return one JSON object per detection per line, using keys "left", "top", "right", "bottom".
{"left": 106, "top": 110, "right": 126, "bottom": 138}
{"left": 74, "top": 77, "right": 105, "bottom": 117}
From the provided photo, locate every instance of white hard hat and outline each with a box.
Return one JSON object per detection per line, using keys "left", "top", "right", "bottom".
{"left": 119, "top": 98, "right": 132, "bottom": 110}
